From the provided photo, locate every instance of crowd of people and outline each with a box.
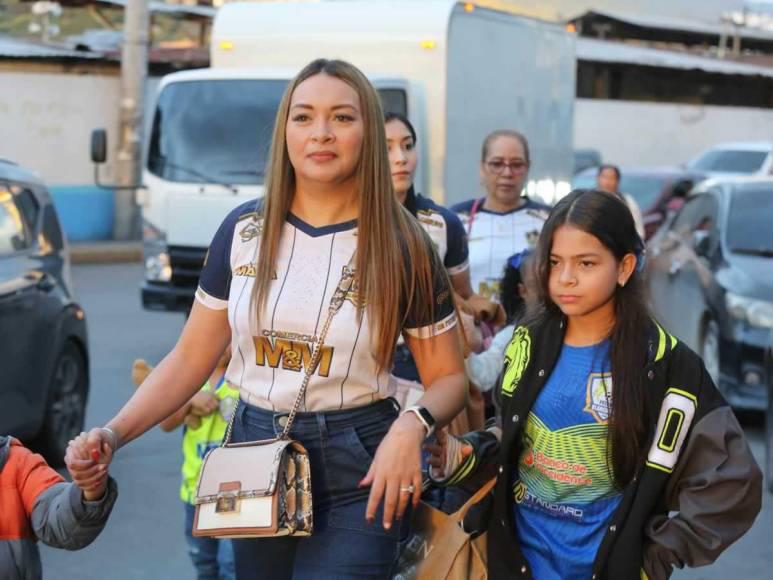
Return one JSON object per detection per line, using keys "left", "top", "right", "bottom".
{"left": 3, "top": 58, "right": 762, "bottom": 580}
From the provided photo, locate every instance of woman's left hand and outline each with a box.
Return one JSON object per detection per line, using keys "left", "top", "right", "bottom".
{"left": 360, "top": 413, "right": 426, "bottom": 530}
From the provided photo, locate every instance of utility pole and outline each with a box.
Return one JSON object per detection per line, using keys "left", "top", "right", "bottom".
{"left": 114, "top": 0, "right": 149, "bottom": 240}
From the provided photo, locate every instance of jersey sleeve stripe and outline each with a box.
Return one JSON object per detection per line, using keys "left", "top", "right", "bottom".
{"left": 195, "top": 286, "right": 229, "bottom": 311}
{"left": 446, "top": 259, "right": 470, "bottom": 276}
{"left": 404, "top": 311, "right": 458, "bottom": 339}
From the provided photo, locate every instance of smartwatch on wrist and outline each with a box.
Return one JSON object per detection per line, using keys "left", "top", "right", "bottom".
{"left": 403, "top": 405, "right": 436, "bottom": 437}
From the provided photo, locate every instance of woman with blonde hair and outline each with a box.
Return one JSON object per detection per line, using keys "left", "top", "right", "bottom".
{"left": 67, "top": 59, "right": 468, "bottom": 579}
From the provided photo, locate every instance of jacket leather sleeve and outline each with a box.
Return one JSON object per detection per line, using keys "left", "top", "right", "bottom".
{"left": 642, "top": 405, "right": 762, "bottom": 579}
{"left": 31, "top": 478, "right": 118, "bottom": 550}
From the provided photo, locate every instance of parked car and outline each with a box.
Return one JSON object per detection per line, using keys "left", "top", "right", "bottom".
{"left": 647, "top": 176, "right": 773, "bottom": 411}
{"left": 0, "top": 159, "right": 89, "bottom": 465}
{"left": 687, "top": 141, "right": 773, "bottom": 178}
{"left": 765, "top": 333, "right": 772, "bottom": 492}
{"left": 572, "top": 166, "right": 704, "bottom": 239}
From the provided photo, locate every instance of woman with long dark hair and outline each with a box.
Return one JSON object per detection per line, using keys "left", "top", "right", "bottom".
{"left": 428, "top": 189, "right": 761, "bottom": 579}
{"left": 384, "top": 112, "right": 497, "bottom": 406}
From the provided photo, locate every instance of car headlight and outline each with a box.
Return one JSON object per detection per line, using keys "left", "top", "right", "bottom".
{"left": 145, "top": 251, "right": 172, "bottom": 283}
{"left": 726, "top": 292, "right": 773, "bottom": 328}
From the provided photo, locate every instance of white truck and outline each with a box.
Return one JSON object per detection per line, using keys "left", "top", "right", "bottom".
{"left": 129, "top": 0, "right": 575, "bottom": 313}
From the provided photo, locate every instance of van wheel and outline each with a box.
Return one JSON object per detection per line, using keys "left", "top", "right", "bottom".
{"left": 39, "top": 341, "right": 88, "bottom": 466}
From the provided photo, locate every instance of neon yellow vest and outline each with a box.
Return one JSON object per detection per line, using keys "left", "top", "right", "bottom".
{"left": 180, "top": 378, "right": 239, "bottom": 504}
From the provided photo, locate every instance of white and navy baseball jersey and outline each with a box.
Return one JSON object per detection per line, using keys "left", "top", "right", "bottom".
{"left": 196, "top": 199, "right": 456, "bottom": 412}
{"left": 392, "top": 188, "right": 468, "bottom": 382}
{"left": 404, "top": 187, "right": 469, "bottom": 277}
{"left": 452, "top": 197, "right": 548, "bottom": 300}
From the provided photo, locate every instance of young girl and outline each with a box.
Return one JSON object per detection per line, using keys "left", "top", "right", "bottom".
{"left": 429, "top": 189, "right": 761, "bottom": 579}
{"left": 69, "top": 59, "right": 467, "bottom": 580}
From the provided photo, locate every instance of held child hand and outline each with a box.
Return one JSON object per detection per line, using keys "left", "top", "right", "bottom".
{"left": 189, "top": 392, "right": 220, "bottom": 417}
{"left": 131, "top": 359, "right": 153, "bottom": 387}
{"left": 65, "top": 432, "right": 112, "bottom": 501}
{"left": 424, "top": 428, "right": 473, "bottom": 481}
{"left": 466, "top": 295, "right": 506, "bottom": 327}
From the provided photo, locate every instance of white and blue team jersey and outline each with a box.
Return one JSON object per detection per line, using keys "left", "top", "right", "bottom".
{"left": 392, "top": 188, "right": 469, "bottom": 382}
{"left": 196, "top": 199, "right": 457, "bottom": 412}
{"left": 452, "top": 197, "right": 549, "bottom": 300}
{"left": 404, "top": 187, "right": 469, "bottom": 277}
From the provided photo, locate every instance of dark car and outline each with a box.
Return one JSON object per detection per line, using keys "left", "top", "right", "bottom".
{"left": 0, "top": 159, "right": 89, "bottom": 465}
{"left": 647, "top": 177, "right": 773, "bottom": 411}
{"left": 572, "top": 166, "right": 704, "bottom": 239}
{"left": 766, "top": 335, "right": 773, "bottom": 492}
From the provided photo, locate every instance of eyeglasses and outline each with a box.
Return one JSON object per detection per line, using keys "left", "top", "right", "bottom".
{"left": 485, "top": 160, "right": 528, "bottom": 174}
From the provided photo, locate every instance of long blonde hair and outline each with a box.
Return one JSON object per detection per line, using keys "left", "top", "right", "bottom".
{"left": 251, "top": 59, "right": 442, "bottom": 371}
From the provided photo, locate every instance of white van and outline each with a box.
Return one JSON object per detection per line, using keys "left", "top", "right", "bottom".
{"left": 137, "top": 0, "right": 575, "bottom": 313}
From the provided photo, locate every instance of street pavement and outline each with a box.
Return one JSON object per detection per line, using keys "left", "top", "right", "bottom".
{"left": 40, "top": 263, "right": 771, "bottom": 579}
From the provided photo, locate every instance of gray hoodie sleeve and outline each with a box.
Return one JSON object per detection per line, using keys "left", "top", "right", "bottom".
{"left": 643, "top": 406, "right": 762, "bottom": 579}
{"left": 30, "top": 477, "right": 118, "bottom": 550}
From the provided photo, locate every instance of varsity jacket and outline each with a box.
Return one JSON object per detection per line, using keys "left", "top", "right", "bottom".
{"left": 0, "top": 436, "right": 118, "bottom": 580}
{"left": 443, "top": 314, "right": 762, "bottom": 579}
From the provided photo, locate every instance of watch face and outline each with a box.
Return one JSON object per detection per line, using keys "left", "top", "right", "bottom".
{"left": 418, "top": 406, "right": 436, "bottom": 427}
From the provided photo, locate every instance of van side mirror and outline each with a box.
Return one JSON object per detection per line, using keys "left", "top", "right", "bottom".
{"left": 90, "top": 129, "right": 107, "bottom": 164}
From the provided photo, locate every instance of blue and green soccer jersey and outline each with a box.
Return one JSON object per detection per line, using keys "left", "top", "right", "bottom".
{"left": 513, "top": 340, "right": 621, "bottom": 580}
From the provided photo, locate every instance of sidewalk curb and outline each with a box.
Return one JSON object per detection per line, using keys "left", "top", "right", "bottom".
{"left": 70, "top": 242, "right": 143, "bottom": 264}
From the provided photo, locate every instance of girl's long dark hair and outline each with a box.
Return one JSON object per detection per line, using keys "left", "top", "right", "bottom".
{"left": 524, "top": 189, "right": 649, "bottom": 487}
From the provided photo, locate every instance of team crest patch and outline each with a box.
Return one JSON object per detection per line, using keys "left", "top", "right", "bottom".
{"left": 239, "top": 219, "right": 263, "bottom": 243}
{"left": 501, "top": 326, "right": 531, "bottom": 397}
{"left": 525, "top": 229, "right": 540, "bottom": 248}
{"left": 584, "top": 373, "right": 612, "bottom": 423}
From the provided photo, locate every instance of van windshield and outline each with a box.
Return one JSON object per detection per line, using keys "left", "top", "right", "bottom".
{"left": 147, "top": 79, "right": 289, "bottom": 186}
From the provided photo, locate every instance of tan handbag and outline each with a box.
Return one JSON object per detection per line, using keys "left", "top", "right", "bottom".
{"left": 192, "top": 257, "right": 356, "bottom": 539}
{"left": 393, "top": 478, "right": 497, "bottom": 580}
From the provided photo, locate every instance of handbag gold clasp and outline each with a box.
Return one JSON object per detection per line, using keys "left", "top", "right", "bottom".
{"left": 215, "top": 482, "right": 241, "bottom": 513}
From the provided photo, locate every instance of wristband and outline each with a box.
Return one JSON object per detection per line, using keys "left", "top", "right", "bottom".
{"left": 100, "top": 427, "right": 120, "bottom": 451}
{"left": 403, "top": 405, "right": 436, "bottom": 438}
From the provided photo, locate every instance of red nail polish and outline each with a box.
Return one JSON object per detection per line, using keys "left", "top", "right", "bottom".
{"left": 91, "top": 450, "right": 100, "bottom": 462}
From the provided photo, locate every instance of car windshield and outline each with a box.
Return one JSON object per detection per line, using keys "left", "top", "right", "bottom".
{"left": 147, "top": 79, "right": 289, "bottom": 186}
{"left": 689, "top": 149, "right": 768, "bottom": 173}
{"left": 571, "top": 172, "right": 667, "bottom": 209}
{"left": 726, "top": 188, "right": 773, "bottom": 255}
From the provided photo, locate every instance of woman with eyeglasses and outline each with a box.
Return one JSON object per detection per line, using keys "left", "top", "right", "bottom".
{"left": 452, "top": 131, "right": 549, "bottom": 304}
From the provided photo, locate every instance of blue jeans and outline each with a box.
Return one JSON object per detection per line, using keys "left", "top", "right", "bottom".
{"left": 230, "top": 398, "right": 408, "bottom": 580}
{"left": 185, "top": 502, "right": 236, "bottom": 580}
